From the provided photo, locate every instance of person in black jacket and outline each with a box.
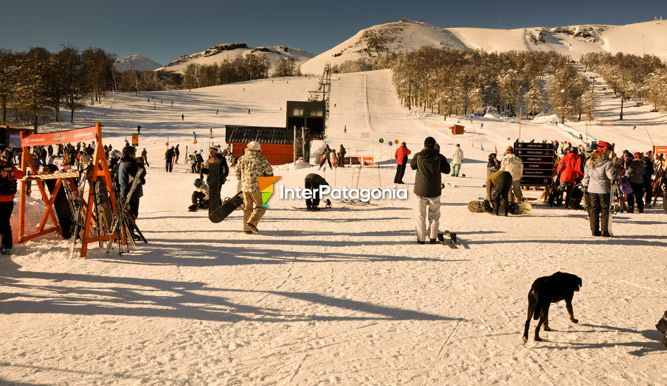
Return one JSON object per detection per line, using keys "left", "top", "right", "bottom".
{"left": 304, "top": 173, "right": 330, "bottom": 210}
{"left": 410, "top": 137, "right": 450, "bottom": 244}
{"left": 118, "top": 146, "right": 146, "bottom": 222}
{"left": 165, "top": 146, "right": 175, "bottom": 172}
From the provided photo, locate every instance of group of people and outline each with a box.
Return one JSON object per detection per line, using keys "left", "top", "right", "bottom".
{"left": 318, "top": 144, "right": 347, "bottom": 170}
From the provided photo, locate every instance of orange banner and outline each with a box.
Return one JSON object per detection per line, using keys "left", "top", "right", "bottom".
{"left": 653, "top": 145, "right": 667, "bottom": 157}
{"left": 20, "top": 126, "right": 98, "bottom": 147}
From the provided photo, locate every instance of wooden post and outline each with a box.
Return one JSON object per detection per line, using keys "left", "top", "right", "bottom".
{"left": 18, "top": 131, "right": 27, "bottom": 242}
{"left": 293, "top": 126, "right": 297, "bottom": 165}
{"left": 301, "top": 127, "right": 306, "bottom": 163}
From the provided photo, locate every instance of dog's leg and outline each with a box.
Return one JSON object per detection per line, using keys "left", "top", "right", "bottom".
{"left": 543, "top": 304, "right": 552, "bottom": 331}
{"left": 523, "top": 296, "right": 534, "bottom": 341}
{"left": 566, "top": 300, "right": 578, "bottom": 324}
{"left": 534, "top": 307, "right": 546, "bottom": 341}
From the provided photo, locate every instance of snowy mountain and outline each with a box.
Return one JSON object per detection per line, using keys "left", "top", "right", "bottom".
{"left": 301, "top": 19, "right": 667, "bottom": 74}
{"left": 114, "top": 54, "right": 162, "bottom": 72}
{"left": 157, "top": 43, "right": 313, "bottom": 74}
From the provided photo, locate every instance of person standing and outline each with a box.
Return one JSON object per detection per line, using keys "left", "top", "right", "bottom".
{"left": 141, "top": 148, "right": 149, "bottom": 167}
{"left": 451, "top": 144, "right": 464, "bottom": 177}
{"left": 487, "top": 153, "right": 500, "bottom": 176}
{"left": 485, "top": 170, "right": 513, "bottom": 216}
{"left": 394, "top": 142, "right": 411, "bottom": 184}
{"left": 175, "top": 144, "right": 180, "bottom": 164}
{"left": 556, "top": 148, "right": 584, "bottom": 208}
{"left": 338, "top": 145, "right": 347, "bottom": 167}
{"left": 582, "top": 143, "right": 617, "bottom": 236}
{"left": 0, "top": 155, "right": 24, "bottom": 255}
{"left": 235, "top": 141, "right": 273, "bottom": 234}
{"left": 500, "top": 146, "right": 524, "bottom": 202}
{"left": 118, "top": 146, "right": 145, "bottom": 236}
{"left": 627, "top": 152, "right": 647, "bottom": 213}
{"left": 318, "top": 145, "right": 333, "bottom": 170}
{"left": 165, "top": 146, "right": 175, "bottom": 172}
{"left": 410, "top": 137, "right": 450, "bottom": 244}
{"left": 644, "top": 151, "right": 654, "bottom": 207}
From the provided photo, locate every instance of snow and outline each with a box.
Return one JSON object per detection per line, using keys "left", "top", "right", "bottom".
{"left": 302, "top": 19, "right": 667, "bottom": 74}
{"left": 1, "top": 69, "right": 666, "bottom": 385}
{"left": 114, "top": 54, "right": 162, "bottom": 72}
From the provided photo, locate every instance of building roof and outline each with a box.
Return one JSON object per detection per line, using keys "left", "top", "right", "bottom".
{"left": 225, "top": 125, "right": 293, "bottom": 145}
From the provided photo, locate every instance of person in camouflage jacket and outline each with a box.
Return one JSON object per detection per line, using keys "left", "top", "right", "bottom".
{"left": 235, "top": 141, "right": 273, "bottom": 234}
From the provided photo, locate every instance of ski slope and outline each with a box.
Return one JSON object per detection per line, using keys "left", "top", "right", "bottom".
{"left": 2, "top": 70, "right": 666, "bottom": 385}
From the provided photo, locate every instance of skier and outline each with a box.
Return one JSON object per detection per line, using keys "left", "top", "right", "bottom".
{"left": 644, "top": 151, "right": 654, "bottom": 207}
{"left": 175, "top": 144, "right": 180, "bottom": 164}
{"left": 118, "top": 146, "right": 145, "bottom": 226}
{"left": 0, "top": 155, "right": 24, "bottom": 255}
{"left": 627, "top": 152, "right": 647, "bottom": 213}
{"left": 235, "top": 141, "right": 273, "bottom": 234}
{"left": 204, "top": 147, "right": 229, "bottom": 197}
{"left": 582, "top": 142, "right": 616, "bottom": 237}
{"left": 338, "top": 145, "right": 347, "bottom": 167}
{"left": 394, "top": 142, "right": 411, "bottom": 184}
{"left": 451, "top": 144, "right": 464, "bottom": 177}
{"left": 304, "top": 173, "right": 329, "bottom": 210}
{"left": 165, "top": 146, "right": 175, "bottom": 172}
{"left": 556, "top": 148, "right": 584, "bottom": 209}
{"left": 500, "top": 146, "right": 524, "bottom": 202}
{"left": 410, "top": 137, "right": 450, "bottom": 244}
{"left": 141, "top": 148, "right": 149, "bottom": 167}
{"left": 189, "top": 178, "right": 209, "bottom": 211}
{"left": 318, "top": 145, "right": 333, "bottom": 170}
{"left": 485, "top": 170, "right": 513, "bottom": 216}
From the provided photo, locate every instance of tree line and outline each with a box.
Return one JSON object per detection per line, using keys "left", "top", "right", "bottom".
{"left": 581, "top": 52, "right": 667, "bottom": 119}
{"left": 181, "top": 54, "right": 282, "bottom": 89}
{"left": 0, "top": 47, "right": 116, "bottom": 129}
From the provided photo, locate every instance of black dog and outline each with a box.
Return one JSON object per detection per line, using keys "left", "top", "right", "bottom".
{"left": 522, "top": 272, "right": 582, "bottom": 342}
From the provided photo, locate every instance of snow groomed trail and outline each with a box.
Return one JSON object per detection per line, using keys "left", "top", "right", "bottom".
{"left": 1, "top": 70, "right": 666, "bottom": 385}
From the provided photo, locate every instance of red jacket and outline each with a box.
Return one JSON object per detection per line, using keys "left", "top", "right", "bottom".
{"left": 0, "top": 166, "right": 25, "bottom": 202}
{"left": 557, "top": 153, "right": 583, "bottom": 184}
{"left": 395, "top": 145, "right": 411, "bottom": 166}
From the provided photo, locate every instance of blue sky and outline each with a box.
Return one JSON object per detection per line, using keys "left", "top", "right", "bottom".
{"left": 1, "top": 0, "right": 666, "bottom": 64}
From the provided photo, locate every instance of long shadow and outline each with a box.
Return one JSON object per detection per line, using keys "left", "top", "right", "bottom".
{"left": 0, "top": 262, "right": 460, "bottom": 323}
{"left": 536, "top": 323, "right": 666, "bottom": 357}
{"left": 466, "top": 238, "right": 667, "bottom": 248}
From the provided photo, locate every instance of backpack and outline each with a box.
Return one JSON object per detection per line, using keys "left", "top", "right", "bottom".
{"left": 0, "top": 166, "right": 17, "bottom": 196}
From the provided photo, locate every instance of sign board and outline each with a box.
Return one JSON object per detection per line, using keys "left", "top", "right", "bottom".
{"left": 515, "top": 142, "right": 556, "bottom": 186}
{"left": 131, "top": 133, "right": 139, "bottom": 146}
{"left": 653, "top": 145, "right": 667, "bottom": 158}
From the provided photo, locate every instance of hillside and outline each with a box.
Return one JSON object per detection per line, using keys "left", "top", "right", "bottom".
{"left": 301, "top": 19, "right": 667, "bottom": 74}
{"left": 158, "top": 43, "right": 313, "bottom": 75}
{"left": 114, "top": 54, "right": 162, "bottom": 72}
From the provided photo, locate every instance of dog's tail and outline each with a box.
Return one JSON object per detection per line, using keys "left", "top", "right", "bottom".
{"left": 529, "top": 289, "right": 540, "bottom": 320}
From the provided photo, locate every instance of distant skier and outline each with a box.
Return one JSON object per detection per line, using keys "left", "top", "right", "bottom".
{"left": 410, "top": 137, "right": 450, "bottom": 244}
{"left": 141, "top": 148, "right": 149, "bottom": 167}
{"left": 304, "top": 173, "right": 330, "bottom": 210}
{"left": 0, "top": 154, "right": 25, "bottom": 255}
{"left": 165, "top": 146, "right": 175, "bottom": 172}
{"left": 318, "top": 145, "right": 333, "bottom": 170}
{"left": 235, "top": 141, "right": 273, "bottom": 234}
{"left": 394, "top": 142, "right": 411, "bottom": 184}
{"left": 175, "top": 144, "right": 180, "bottom": 164}
{"left": 451, "top": 144, "right": 464, "bottom": 177}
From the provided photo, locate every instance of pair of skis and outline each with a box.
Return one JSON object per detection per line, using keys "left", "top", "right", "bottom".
{"left": 438, "top": 231, "right": 462, "bottom": 249}
{"left": 106, "top": 168, "right": 147, "bottom": 254}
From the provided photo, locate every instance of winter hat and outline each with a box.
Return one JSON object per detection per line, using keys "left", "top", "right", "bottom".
{"left": 424, "top": 137, "right": 436, "bottom": 148}
{"left": 506, "top": 146, "right": 513, "bottom": 154}
{"left": 247, "top": 141, "right": 261, "bottom": 151}
{"left": 633, "top": 152, "right": 641, "bottom": 159}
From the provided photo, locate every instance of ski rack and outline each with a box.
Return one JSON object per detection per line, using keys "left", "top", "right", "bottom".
{"left": 18, "top": 122, "right": 123, "bottom": 257}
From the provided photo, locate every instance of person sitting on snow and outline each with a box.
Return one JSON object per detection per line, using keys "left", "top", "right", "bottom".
{"left": 189, "top": 178, "right": 209, "bottom": 211}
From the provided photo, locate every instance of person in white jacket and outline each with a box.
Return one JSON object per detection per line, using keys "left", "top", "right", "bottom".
{"left": 500, "top": 146, "right": 524, "bottom": 202}
{"left": 451, "top": 144, "right": 464, "bottom": 177}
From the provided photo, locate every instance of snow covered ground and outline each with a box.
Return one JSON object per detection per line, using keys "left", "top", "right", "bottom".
{"left": 1, "top": 70, "right": 666, "bottom": 385}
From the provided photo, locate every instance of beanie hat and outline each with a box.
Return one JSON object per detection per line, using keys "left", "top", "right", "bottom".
{"left": 633, "top": 152, "right": 641, "bottom": 159}
{"left": 424, "top": 137, "right": 436, "bottom": 147}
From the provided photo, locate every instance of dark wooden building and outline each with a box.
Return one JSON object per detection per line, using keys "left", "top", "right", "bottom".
{"left": 225, "top": 125, "right": 294, "bottom": 165}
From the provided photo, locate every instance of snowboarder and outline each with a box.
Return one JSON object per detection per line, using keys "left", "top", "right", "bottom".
{"left": 338, "top": 144, "right": 347, "bottom": 167}
{"left": 410, "top": 137, "right": 450, "bottom": 244}
{"left": 582, "top": 142, "right": 616, "bottom": 237}
{"left": 394, "top": 142, "right": 411, "bottom": 184}
{"left": 0, "top": 155, "right": 24, "bottom": 255}
{"left": 500, "top": 146, "right": 524, "bottom": 202}
{"left": 451, "top": 144, "right": 464, "bottom": 177}
{"left": 165, "top": 146, "right": 175, "bottom": 172}
{"left": 485, "top": 170, "right": 513, "bottom": 216}
{"left": 304, "top": 173, "right": 329, "bottom": 210}
{"left": 235, "top": 141, "right": 273, "bottom": 234}
{"left": 189, "top": 178, "right": 209, "bottom": 211}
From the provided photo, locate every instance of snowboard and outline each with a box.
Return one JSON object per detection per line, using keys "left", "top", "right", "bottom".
{"left": 44, "top": 169, "right": 74, "bottom": 239}
{"left": 468, "top": 200, "right": 492, "bottom": 214}
{"left": 468, "top": 200, "right": 531, "bottom": 215}
{"left": 208, "top": 192, "right": 244, "bottom": 223}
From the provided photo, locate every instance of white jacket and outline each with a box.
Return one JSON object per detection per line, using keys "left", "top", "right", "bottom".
{"left": 452, "top": 148, "right": 464, "bottom": 164}
{"left": 500, "top": 154, "right": 524, "bottom": 181}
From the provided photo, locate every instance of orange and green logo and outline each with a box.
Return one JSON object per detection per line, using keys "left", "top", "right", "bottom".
{"left": 258, "top": 176, "right": 281, "bottom": 208}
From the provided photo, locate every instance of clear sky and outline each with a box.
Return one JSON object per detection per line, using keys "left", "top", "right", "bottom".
{"left": 1, "top": 0, "right": 666, "bottom": 64}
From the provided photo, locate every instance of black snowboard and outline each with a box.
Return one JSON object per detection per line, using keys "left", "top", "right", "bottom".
{"left": 95, "top": 177, "right": 113, "bottom": 229}
{"left": 207, "top": 160, "right": 243, "bottom": 223}
{"left": 44, "top": 166, "right": 74, "bottom": 239}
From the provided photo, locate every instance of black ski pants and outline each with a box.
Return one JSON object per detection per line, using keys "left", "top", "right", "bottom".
{"left": 588, "top": 193, "right": 610, "bottom": 234}
{"left": 627, "top": 182, "right": 644, "bottom": 212}
{"left": 491, "top": 174, "right": 512, "bottom": 216}
{"left": 0, "top": 201, "right": 14, "bottom": 249}
{"left": 394, "top": 163, "right": 407, "bottom": 183}
{"left": 165, "top": 159, "right": 173, "bottom": 172}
